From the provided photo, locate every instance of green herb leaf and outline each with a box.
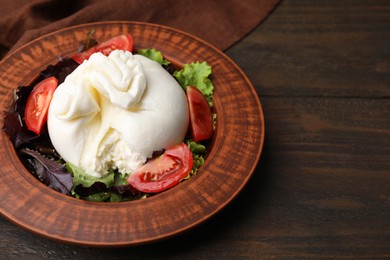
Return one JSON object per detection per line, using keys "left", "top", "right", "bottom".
{"left": 173, "top": 61, "right": 214, "bottom": 106}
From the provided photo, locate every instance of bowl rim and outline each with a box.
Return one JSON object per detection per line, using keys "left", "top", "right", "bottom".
{"left": 0, "top": 21, "right": 265, "bottom": 246}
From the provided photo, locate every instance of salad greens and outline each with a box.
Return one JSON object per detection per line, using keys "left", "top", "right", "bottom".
{"left": 67, "top": 163, "right": 117, "bottom": 188}
{"left": 66, "top": 162, "right": 143, "bottom": 201}
{"left": 138, "top": 48, "right": 170, "bottom": 66}
{"left": 186, "top": 140, "right": 206, "bottom": 177}
{"left": 20, "top": 148, "right": 73, "bottom": 194}
{"left": 3, "top": 44, "right": 213, "bottom": 202}
{"left": 173, "top": 61, "right": 214, "bottom": 106}
{"left": 138, "top": 48, "right": 215, "bottom": 107}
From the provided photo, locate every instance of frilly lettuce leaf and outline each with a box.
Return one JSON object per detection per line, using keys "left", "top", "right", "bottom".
{"left": 173, "top": 61, "right": 214, "bottom": 106}
{"left": 66, "top": 162, "right": 115, "bottom": 188}
{"left": 65, "top": 163, "right": 145, "bottom": 202}
{"left": 185, "top": 140, "right": 206, "bottom": 178}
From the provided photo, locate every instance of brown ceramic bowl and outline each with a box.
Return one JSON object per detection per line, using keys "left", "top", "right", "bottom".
{"left": 0, "top": 21, "right": 264, "bottom": 246}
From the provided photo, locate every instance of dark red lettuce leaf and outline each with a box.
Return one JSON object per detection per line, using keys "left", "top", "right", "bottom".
{"left": 20, "top": 149, "right": 73, "bottom": 195}
{"left": 3, "top": 58, "right": 78, "bottom": 149}
{"left": 73, "top": 180, "right": 144, "bottom": 202}
{"left": 3, "top": 86, "right": 39, "bottom": 148}
{"left": 39, "top": 58, "right": 79, "bottom": 84}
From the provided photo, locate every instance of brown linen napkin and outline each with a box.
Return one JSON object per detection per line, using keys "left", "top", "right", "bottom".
{"left": 0, "top": 0, "right": 279, "bottom": 59}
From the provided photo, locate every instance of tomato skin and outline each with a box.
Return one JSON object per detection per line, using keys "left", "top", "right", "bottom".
{"left": 127, "top": 143, "right": 193, "bottom": 193}
{"left": 24, "top": 76, "right": 58, "bottom": 135}
{"left": 186, "top": 86, "right": 214, "bottom": 142}
{"left": 71, "top": 34, "right": 134, "bottom": 64}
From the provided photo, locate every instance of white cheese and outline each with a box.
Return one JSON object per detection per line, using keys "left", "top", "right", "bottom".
{"left": 47, "top": 50, "right": 189, "bottom": 178}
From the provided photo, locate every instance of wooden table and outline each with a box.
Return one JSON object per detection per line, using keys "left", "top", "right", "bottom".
{"left": 1, "top": 0, "right": 389, "bottom": 258}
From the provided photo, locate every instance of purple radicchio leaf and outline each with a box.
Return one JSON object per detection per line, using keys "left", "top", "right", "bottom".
{"left": 3, "top": 57, "right": 78, "bottom": 148}
{"left": 39, "top": 58, "right": 79, "bottom": 84}
{"left": 20, "top": 148, "right": 73, "bottom": 195}
{"left": 3, "top": 86, "right": 39, "bottom": 148}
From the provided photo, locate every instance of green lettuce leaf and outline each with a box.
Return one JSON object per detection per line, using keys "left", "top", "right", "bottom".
{"left": 138, "top": 48, "right": 170, "bottom": 66}
{"left": 66, "top": 163, "right": 115, "bottom": 188}
{"left": 83, "top": 192, "right": 122, "bottom": 202}
{"left": 173, "top": 61, "right": 214, "bottom": 106}
{"left": 185, "top": 140, "right": 206, "bottom": 177}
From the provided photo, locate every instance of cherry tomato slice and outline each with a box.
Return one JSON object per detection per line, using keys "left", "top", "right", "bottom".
{"left": 71, "top": 34, "right": 134, "bottom": 64}
{"left": 24, "top": 76, "right": 58, "bottom": 135}
{"left": 127, "top": 143, "right": 193, "bottom": 193}
{"left": 186, "top": 86, "right": 214, "bottom": 142}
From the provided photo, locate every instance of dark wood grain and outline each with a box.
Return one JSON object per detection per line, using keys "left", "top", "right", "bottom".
{"left": 228, "top": 0, "right": 390, "bottom": 98}
{"left": 1, "top": 0, "right": 389, "bottom": 258}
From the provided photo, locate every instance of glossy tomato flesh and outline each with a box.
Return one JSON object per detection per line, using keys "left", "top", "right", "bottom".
{"left": 24, "top": 76, "right": 58, "bottom": 135}
{"left": 186, "top": 86, "right": 214, "bottom": 142}
{"left": 71, "top": 34, "right": 134, "bottom": 64}
{"left": 127, "top": 143, "right": 193, "bottom": 193}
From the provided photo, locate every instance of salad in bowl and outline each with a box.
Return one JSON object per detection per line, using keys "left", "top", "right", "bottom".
{"left": 3, "top": 32, "right": 216, "bottom": 202}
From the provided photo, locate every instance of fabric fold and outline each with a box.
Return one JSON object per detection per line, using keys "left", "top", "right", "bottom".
{"left": 0, "top": 0, "right": 279, "bottom": 59}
